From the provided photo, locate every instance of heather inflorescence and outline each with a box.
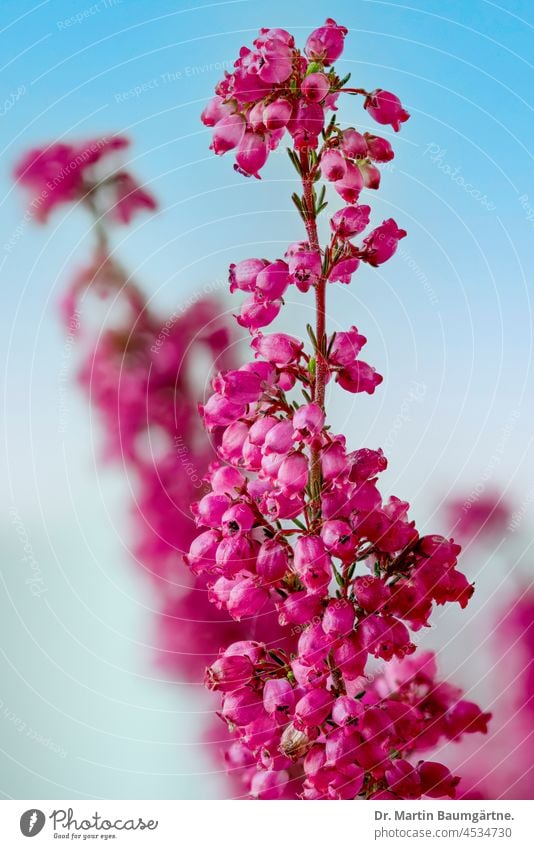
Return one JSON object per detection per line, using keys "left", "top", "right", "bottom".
{"left": 192, "top": 20, "right": 490, "bottom": 799}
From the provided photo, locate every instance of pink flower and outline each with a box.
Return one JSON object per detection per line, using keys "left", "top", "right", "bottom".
{"left": 305, "top": 18, "right": 348, "bottom": 65}
{"left": 210, "top": 464, "right": 246, "bottom": 494}
{"left": 256, "top": 540, "right": 289, "bottom": 583}
{"left": 329, "top": 326, "right": 367, "bottom": 365}
{"left": 294, "top": 689, "right": 334, "bottom": 728}
{"left": 365, "top": 89, "right": 410, "bottom": 132}
{"left": 330, "top": 204, "right": 371, "bottom": 239}
{"left": 251, "top": 332, "right": 303, "bottom": 364}
{"left": 385, "top": 759, "right": 422, "bottom": 798}
{"left": 192, "top": 493, "right": 230, "bottom": 528}
{"left": 229, "top": 258, "right": 267, "bottom": 293}
{"left": 320, "top": 148, "right": 347, "bottom": 182}
{"left": 214, "top": 368, "right": 264, "bottom": 405}
{"left": 336, "top": 360, "right": 383, "bottom": 394}
{"left": 278, "top": 590, "right": 323, "bottom": 626}
{"left": 263, "top": 98, "right": 293, "bottom": 130}
{"left": 360, "top": 218, "right": 407, "bottom": 266}
{"left": 175, "top": 17, "right": 490, "bottom": 801}
{"left": 365, "top": 133, "right": 394, "bottom": 162}
{"left": 200, "top": 393, "right": 244, "bottom": 429}
{"left": 321, "top": 519, "right": 355, "bottom": 559}
{"left": 334, "top": 161, "right": 364, "bottom": 204}
{"left": 293, "top": 403, "right": 325, "bottom": 441}
{"left": 110, "top": 173, "right": 157, "bottom": 224}
{"left": 250, "top": 769, "right": 290, "bottom": 800}
{"left": 221, "top": 502, "right": 256, "bottom": 536}
{"left": 185, "top": 529, "right": 220, "bottom": 573}
{"left": 320, "top": 438, "right": 349, "bottom": 482}
{"left": 328, "top": 255, "right": 360, "bottom": 284}
{"left": 201, "top": 95, "right": 231, "bottom": 126}
{"left": 255, "top": 259, "right": 290, "bottom": 299}
{"left": 210, "top": 113, "right": 246, "bottom": 154}
{"left": 358, "top": 160, "right": 381, "bottom": 190}
{"left": 288, "top": 101, "right": 325, "bottom": 149}
{"left": 206, "top": 654, "right": 253, "bottom": 692}
{"left": 277, "top": 452, "right": 308, "bottom": 494}
{"left": 341, "top": 129, "right": 368, "bottom": 160}
{"left": 237, "top": 295, "right": 282, "bottom": 330}
{"left": 227, "top": 577, "right": 269, "bottom": 619}
{"left": 263, "top": 419, "right": 294, "bottom": 455}
{"left": 287, "top": 248, "right": 322, "bottom": 291}
{"left": 263, "top": 678, "right": 295, "bottom": 714}
{"left": 418, "top": 762, "right": 460, "bottom": 798}
{"left": 446, "top": 701, "right": 491, "bottom": 739}
{"left": 301, "top": 72, "right": 330, "bottom": 103}
{"left": 293, "top": 535, "right": 331, "bottom": 591}
{"left": 234, "top": 131, "right": 269, "bottom": 178}
{"left": 322, "top": 599, "right": 355, "bottom": 636}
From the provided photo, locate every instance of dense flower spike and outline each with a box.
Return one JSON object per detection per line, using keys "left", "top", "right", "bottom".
{"left": 194, "top": 21, "right": 489, "bottom": 799}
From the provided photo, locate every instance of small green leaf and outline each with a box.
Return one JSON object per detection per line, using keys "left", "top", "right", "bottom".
{"left": 291, "top": 517, "right": 307, "bottom": 531}
{"left": 332, "top": 564, "right": 345, "bottom": 588}
{"left": 326, "top": 332, "right": 337, "bottom": 357}
{"left": 306, "top": 323, "right": 318, "bottom": 349}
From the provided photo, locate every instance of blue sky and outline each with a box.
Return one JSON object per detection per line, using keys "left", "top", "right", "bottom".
{"left": 0, "top": 0, "right": 533, "bottom": 798}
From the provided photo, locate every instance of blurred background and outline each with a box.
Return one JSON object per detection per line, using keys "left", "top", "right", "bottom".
{"left": 1, "top": 0, "right": 533, "bottom": 799}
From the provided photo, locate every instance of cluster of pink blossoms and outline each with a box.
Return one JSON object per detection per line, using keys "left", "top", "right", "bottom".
{"left": 190, "top": 20, "right": 490, "bottom": 799}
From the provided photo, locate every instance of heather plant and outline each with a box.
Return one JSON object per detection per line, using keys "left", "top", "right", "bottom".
{"left": 189, "top": 19, "right": 491, "bottom": 799}
{"left": 14, "top": 22, "right": 492, "bottom": 799}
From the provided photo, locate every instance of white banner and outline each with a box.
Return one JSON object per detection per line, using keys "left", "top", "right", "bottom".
{"left": 0, "top": 800, "right": 530, "bottom": 847}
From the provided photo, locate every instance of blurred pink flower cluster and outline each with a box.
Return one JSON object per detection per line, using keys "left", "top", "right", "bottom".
{"left": 442, "top": 495, "right": 534, "bottom": 799}
{"left": 14, "top": 137, "right": 256, "bottom": 695}
{"left": 15, "top": 136, "right": 156, "bottom": 224}
{"left": 188, "top": 20, "right": 490, "bottom": 799}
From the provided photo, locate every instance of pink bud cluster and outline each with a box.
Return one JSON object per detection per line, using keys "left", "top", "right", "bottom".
{"left": 190, "top": 20, "right": 490, "bottom": 798}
